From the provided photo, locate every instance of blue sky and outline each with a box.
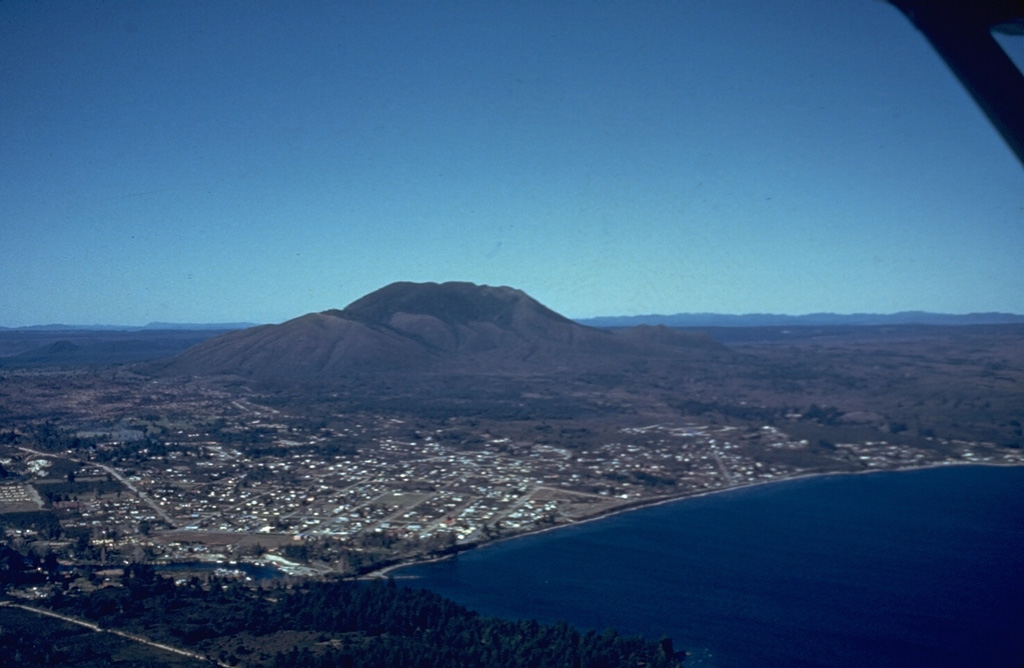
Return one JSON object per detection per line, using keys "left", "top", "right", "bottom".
{"left": 2, "top": 0, "right": 1021, "bottom": 326}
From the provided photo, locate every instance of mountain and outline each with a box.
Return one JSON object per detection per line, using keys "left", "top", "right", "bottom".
{"left": 154, "top": 282, "right": 725, "bottom": 381}
{"left": 577, "top": 311, "right": 1024, "bottom": 328}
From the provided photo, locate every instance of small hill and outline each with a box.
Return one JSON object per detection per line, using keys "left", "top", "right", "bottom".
{"left": 153, "top": 282, "right": 727, "bottom": 382}
{"left": 0, "top": 330, "right": 233, "bottom": 368}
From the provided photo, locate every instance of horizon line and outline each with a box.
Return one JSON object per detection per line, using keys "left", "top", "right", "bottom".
{"left": 4, "top": 309, "right": 1024, "bottom": 330}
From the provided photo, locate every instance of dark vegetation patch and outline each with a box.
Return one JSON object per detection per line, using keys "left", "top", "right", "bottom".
{"left": 0, "top": 510, "right": 61, "bottom": 534}
{"left": 0, "top": 605, "right": 208, "bottom": 667}
{"left": 6, "top": 562, "right": 683, "bottom": 668}
{"left": 35, "top": 479, "right": 124, "bottom": 502}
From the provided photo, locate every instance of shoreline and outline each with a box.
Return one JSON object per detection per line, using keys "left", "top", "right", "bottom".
{"left": 365, "top": 459, "right": 1024, "bottom": 579}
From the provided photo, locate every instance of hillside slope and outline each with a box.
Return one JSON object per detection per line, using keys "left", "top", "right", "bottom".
{"left": 154, "top": 282, "right": 726, "bottom": 381}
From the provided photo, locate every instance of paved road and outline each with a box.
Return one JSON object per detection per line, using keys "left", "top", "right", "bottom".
{"left": 17, "top": 446, "right": 179, "bottom": 528}
{"left": 710, "top": 449, "right": 735, "bottom": 486}
{"left": 1, "top": 600, "right": 230, "bottom": 667}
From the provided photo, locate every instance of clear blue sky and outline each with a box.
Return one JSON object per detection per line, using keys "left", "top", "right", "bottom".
{"left": 2, "top": 0, "right": 1021, "bottom": 326}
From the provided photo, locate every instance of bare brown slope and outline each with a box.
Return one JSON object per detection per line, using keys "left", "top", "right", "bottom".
{"left": 155, "top": 312, "right": 435, "bottom": 378}
{"left": 153, "top": 282, "right": 728, "bottom": 381}
{"left": 339, "top": 281, "right": 614, "bottom": 355}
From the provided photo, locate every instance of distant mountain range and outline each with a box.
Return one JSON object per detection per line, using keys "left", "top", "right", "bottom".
{"left": 6, "top": 311, "right": 1021, "bottom": 333}
{"left": 4, "top": 289, "right": 1021, "bottom": 374}
{"left": 0, "top": 329, "right": 235, "bottom": 368}
{"left": 151, "top": 282, "right": 725, "bottom": 381}
{"left": 576, "top": 311, "right": 1024, "bottom": 328}
{"left": 0, "top": 322, "right": 258, "bottom": 332}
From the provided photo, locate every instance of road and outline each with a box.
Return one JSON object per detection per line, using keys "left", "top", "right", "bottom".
{"left": 710, "top": 449, "right": 735, "bottom": 486}
{"left": 17, "top": 446, "right": 179, "bottom": 528}
{"left": 0, "top": 600, "right": 229, "bottom": 667}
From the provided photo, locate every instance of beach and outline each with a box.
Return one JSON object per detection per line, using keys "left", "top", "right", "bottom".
{"left": 392, "top": 463, "right": 1024, "bottom": 667}
{"left": 366, "top": 459, "right": 1024, "bottom": 579}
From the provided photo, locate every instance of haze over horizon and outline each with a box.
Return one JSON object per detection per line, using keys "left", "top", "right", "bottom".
{"left": 3, "top": 1, "right": 1022, "bottom": 328}
{"left": 4, "top": 285, "right": 1024, "bottom": 331}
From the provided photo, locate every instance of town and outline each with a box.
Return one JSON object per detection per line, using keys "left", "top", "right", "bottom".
{"left": 2, "top": 369, "right": 1019, "bottom": 581}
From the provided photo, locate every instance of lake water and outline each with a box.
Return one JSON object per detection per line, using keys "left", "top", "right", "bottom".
{"left": 396, "top": 465, "right": 1024, "bottom": 668}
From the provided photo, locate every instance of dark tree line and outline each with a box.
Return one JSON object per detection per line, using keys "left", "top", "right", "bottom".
{"left": 24, "top": 423, "right": 98, "bottom": 453}
{"left": 35, "top": 566, "right": 682, "bottom": 668}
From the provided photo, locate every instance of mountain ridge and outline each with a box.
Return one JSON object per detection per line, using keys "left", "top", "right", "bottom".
{"left": 6, "top": 312, "right": 1022, "bottom": 332}
{"left": 577, "top": 311, "right": 1024, "bottom": 328}
{"left": 0, "top": 322, "right": 258, "bottom": 332}
{"left": 152, "top": 282, "right": 725, "bottom": 381}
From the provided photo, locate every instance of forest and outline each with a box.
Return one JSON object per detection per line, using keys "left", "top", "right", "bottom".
{"left": 1, "top": 553, "right": 683, "bottom": 668}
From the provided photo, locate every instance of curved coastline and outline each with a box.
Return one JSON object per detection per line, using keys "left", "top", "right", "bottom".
{"left": 365, "top": 459, "right": 1024, "bottom": 579}
{"left": 381, "top": 462, "right": 1024, "bottom": 668}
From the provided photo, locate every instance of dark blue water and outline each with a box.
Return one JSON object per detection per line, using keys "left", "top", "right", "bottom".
{"left": 396, "top": 466, "right": 1024, "bottom": 668}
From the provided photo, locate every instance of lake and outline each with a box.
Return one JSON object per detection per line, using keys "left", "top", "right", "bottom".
{"left": 396, "top": 465, "right": 1024, "bottom": 667}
